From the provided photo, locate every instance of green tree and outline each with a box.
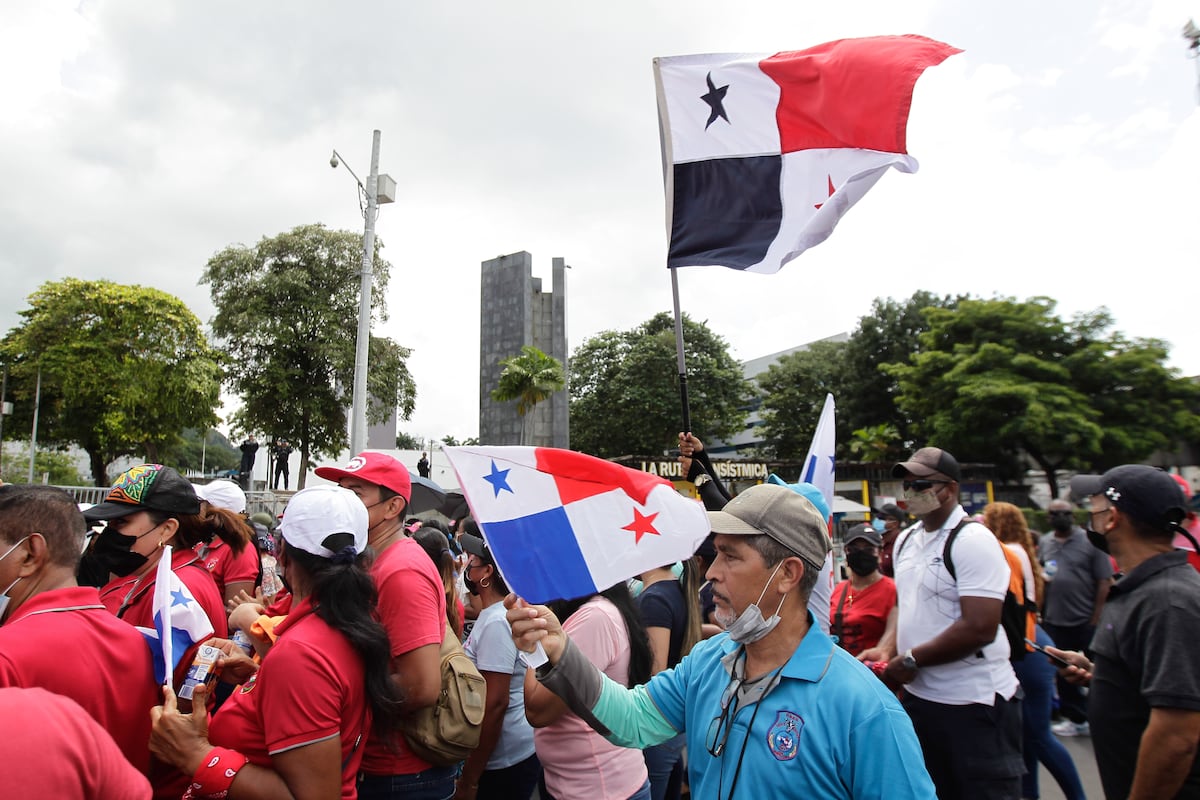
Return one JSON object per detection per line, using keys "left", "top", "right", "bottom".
{"left": 849, "top": 423, "right": 901, "bottom": 463}
{"left": 885, "top": 297, "right": 1200, "bottom": 496}
{"left": 395, "top": 431, "right": 422, "bottom": 450}
{"left": 160, "top": 428, "right": 239, "bottom": 474}
{"left": 756, "top": 339, "right": 851, "bottom": 459}
{"left": 569, "top": 313, "right": 751, "bottom": 457}
{"left": 840, "top": 291, "right": 963, "bottom": 447}
{"left": 1, "top": 444, "right": 86, "bottom": 486}
{"left": 204, "top": 224, "right": 416, "bottom": 489}
{"left": 491, "top": 346, "right": 566, "bottom": 445}
{"left": 0, "top": 279, "right": 222, "bottom": 485}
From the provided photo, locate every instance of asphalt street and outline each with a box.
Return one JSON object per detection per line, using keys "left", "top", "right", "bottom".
{"left": 1036, "top": 732, "right": 1102, "bottom": 800}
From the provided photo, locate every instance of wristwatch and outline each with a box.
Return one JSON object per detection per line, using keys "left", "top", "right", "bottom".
{"left": 901, "top": 648, "right": 919, "bottom": 671}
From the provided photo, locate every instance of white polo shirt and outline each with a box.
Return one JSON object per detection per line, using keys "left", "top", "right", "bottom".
{"left": 894, "top": 506, "right": 1019, "bottom": 705}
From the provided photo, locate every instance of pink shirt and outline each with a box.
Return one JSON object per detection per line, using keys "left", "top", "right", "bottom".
{"left": 535, "top": 596, "right": 648, "bottom": 799}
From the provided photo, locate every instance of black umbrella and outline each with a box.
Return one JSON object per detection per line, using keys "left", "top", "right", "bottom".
{"left": 408, "top": 473, "right": 448, "bottom": 515}
{"left": 439, "top": 490, "right": 470, "bottom": 521}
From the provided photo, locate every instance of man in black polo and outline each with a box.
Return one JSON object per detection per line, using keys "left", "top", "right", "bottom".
{"left": 1050, "top": 465, "right": 1200, "bottom": 799}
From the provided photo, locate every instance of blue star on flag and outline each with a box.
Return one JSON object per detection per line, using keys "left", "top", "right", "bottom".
{"left": 171, "top": 588, "right": 191, "bottom": 608}
{"left": 483, "top": 460, "right": 514, "bottom": 497}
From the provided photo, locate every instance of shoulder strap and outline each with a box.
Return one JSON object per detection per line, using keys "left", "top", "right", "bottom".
{"left": 893, "top": 524, "right": 918, "bottom": 564}
{"left": 941, "top": 518, "right": 973, "bottom": 581}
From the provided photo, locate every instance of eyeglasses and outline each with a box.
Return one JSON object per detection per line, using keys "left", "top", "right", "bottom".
{"left": 705, "top": 675, "right": 743, "bottom": 757}
{"left": 902, "top": 479, "right": 946, "bottom": 492}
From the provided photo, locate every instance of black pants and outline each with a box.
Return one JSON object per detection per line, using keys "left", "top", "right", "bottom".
{"left": 903, "top": 691, "right": 1024, "bottom": 800}
{"left": 477, "top": 754, "right": 540, "bottom": 800}
{"left": 273, "top": 462, "right": 289, "bottom": 490}
{"left": 1040, "top": 622, "right": 1093, "bottom": 724}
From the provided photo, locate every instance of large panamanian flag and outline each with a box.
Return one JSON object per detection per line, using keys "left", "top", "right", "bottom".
{"left": 445, "top": 446, "right": 710, "bottom": 603}
{"left": 654, "top": 35, "right": 960, "bottom": 273}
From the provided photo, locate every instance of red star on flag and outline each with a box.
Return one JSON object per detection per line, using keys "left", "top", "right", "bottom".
{"left": 622, "top": 508, "right": 661, "bottom": 544}
{"left": 814, "top": 175, "right": 835, "bottom": 210}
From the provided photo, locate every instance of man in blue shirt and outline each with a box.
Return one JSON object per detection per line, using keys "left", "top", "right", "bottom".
{"left": 506, "top": 483, "right": 935, "bottom": 799}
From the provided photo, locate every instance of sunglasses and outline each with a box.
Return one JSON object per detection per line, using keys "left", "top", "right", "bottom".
{"left": 902, "top": 479, "right": 947, "bottom": 492}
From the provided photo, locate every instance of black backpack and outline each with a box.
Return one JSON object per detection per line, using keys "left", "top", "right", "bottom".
{"left": 895, "top": 520, "right": 1033, "bottom": 662}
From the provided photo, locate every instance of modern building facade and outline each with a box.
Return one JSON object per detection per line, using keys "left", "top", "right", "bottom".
{"left": 479, "top": 251, "right": 569, "bottom": 447}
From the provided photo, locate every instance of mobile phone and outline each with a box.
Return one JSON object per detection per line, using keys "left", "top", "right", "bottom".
{"left": 1024, "top": 638, "right": 1071, "bottom": 669}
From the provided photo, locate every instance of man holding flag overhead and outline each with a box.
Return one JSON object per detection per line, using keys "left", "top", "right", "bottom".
{"left": 502, "top": 482, "right": 935, "bottom": 799}
{"left": 0, "top": 485, "right": 159, "bottom": 777}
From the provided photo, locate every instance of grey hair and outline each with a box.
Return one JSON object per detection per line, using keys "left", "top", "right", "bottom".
{"left": 743, "top": 534, "right": 821, "bottom": 600}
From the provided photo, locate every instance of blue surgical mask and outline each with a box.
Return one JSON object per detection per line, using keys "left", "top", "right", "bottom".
{"left": 725, "top": 561, "right": 787, "bottom": 645}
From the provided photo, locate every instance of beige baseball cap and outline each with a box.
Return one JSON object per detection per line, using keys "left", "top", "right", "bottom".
{"left": 707, "top": 483, "right": 831, "bottom": 569}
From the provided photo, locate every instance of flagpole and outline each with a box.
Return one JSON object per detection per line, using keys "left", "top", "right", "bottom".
{"left": 655, "top": 57, "right": 692, "bottom": 435}
{"left": 670, "top": 268, "right": 691, "bottom": 434}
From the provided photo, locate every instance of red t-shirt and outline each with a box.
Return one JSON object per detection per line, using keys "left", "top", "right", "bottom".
{"left": 0, "top": 687, "right": 151, "bottom": 799}
{"left": 0, "top": 586, "right": 159, "bottom": 774}
{"left": 828, "top": 576, "right": 897, "bottom": 657}
{"left": 195, "top": 538, "right": 261, "bottom": 597}
{"left": 208, "top": 598, "right": 370, "bottom": 800}
{"left": 359, "top": 536, "right": 447, "bottom": 776}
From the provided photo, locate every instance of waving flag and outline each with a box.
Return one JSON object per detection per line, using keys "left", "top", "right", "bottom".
{"left": 445, "top": 446, "right": 710, "bottom": 603}
{"left": 136, "top": 546, "right": 214, "bottom": 686}
{"left": 802, "top": 393, "right": 837, "bottom": 509}
{"left": 654, "top": 35, "right": 960, "bottom": 273}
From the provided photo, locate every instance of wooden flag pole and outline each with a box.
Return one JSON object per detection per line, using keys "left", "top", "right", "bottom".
{"left": 670, "top": 267, "right": 691, "bottom": 434}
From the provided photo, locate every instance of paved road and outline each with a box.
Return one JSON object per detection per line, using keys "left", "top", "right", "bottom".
{"left": 1035, "top": 731, "right": 1102, "bottom": 800}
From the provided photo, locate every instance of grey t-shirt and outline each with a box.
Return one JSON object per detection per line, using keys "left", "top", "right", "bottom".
{"left": 1039, "top": 528, "right": 1113, "bottom": 627}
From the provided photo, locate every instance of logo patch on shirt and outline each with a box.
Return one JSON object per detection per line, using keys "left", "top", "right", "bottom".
{"left": 239, "top": 673, "right": 259, "bottom": 694}
{"left": 767, "top": 710, "right": 803, "bottom": 761}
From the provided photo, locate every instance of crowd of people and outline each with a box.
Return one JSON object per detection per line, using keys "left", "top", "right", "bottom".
{"left": 0, "top": 441, "right": 1198, "bottom": 799}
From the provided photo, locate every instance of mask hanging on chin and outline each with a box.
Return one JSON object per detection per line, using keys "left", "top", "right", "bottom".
{"left": 726, "top": 561, "right": 787, "bottom": 645}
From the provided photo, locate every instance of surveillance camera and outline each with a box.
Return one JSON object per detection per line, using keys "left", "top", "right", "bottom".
{"left": 330, "top": 152, "right": 339, "bottom": 169}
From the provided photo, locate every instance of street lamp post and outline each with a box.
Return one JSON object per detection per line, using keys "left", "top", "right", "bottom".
{"left": 331, "top": 131, "right": 394, "bottom": 456}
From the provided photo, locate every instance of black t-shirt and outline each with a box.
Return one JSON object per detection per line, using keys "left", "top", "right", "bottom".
{"left": 638, "top": 579, "right": 687, "bottom": 668}
{"left": 1089, "top": 551, "right": 1200, "bottom": 799}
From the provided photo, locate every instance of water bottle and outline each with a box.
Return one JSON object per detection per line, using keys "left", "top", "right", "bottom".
{"left": 1043, "top": 559, "right": 1058, "bottom": 582}
{"left": 230, "top": 630, "right": 254, "bottom": 656}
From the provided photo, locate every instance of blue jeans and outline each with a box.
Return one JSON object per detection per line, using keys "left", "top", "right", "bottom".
{"left": 644, "top": 733, "right": 686, "bottom": 800}
{"left": 357, "top": 764, "right": 458, "bottom": 800}
{"left": 1014, "top": 626, "right": 1086, "bottom": 800}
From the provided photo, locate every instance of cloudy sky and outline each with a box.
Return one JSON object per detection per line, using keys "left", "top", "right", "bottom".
{"left": 3, "top": 0, "right": 1198, "bottom": 449}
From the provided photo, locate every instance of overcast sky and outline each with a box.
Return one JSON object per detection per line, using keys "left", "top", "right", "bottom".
{"left": 3, "top": 0, "right": 1198, "bottom": 450}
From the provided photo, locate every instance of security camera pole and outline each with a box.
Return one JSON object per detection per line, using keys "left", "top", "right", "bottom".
{"left": 331, "top": 131, "right": 390, "bottom": 456}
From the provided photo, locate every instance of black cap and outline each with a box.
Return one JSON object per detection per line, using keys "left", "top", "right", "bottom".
{"left": 844, "top": 523, "right": 883, "bottom": 547}
{"left": 1070, "top": 465, "right": 1187, "bottom": 535}
{"left": 84, "top": 464, "right": 201, "bottom": 521}
{"left": 875, "top": 503, "right": 905, "bottom": 520}
{"left": 460, "top": 533, "right": 495, "bottom": 566}
{"left": 892, "top": 447, "right": 961, "bottom": 482}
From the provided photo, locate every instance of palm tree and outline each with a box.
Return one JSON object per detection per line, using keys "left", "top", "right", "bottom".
{"left": 491, "top": 346, "right": 566, "bottom": 445}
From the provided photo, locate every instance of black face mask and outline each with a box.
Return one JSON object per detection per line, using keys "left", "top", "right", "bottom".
{"left": 1050, "top": 513, "right": 1074, "bottom": 532}
{"left": 846, "top": 551, "right": 880, "bottom": 577}
{"left": 87, "top": 528, "right": 151, "bottom": 578}
{"left": 1086, "top": 528, "right": 1110, "bottom": 555}
{"left": 463, "top": 575, "right": 480, "bottom": 596}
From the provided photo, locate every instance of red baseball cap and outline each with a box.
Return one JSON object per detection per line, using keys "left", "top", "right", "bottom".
{"left": 314, "top": 452, "right": 412, "bottom": 502}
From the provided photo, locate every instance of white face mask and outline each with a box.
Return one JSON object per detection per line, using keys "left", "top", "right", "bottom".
{"left": 724, "top": 560, "right": 787, "bottom": 645}
{"left": 0, "top": 536, "right": 31, "bottom": 622}
{"left": 903, "top": 486, "right": 942, "bottom": 516}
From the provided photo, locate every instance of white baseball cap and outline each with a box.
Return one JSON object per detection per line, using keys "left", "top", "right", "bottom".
{"left": 279, "top": 486, "right": 368, "bottom": 559}
{"left": 193, "top": 480, "right": 247, "bottom": 514}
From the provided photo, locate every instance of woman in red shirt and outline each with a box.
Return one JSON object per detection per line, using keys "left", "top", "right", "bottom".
{"left": 830, "top": 524, "right": 897, "bottom": 661}
{"left": 149, "top": 485, "right": 404, "bottom": 800}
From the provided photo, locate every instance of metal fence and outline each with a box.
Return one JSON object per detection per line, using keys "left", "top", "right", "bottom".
{"left": 53, "top": 486, "right": 290, "bottom": 519}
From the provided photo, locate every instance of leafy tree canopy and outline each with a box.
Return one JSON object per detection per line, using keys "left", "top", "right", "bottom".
{"left": 885, "top": 296, "right": 1200, "bottom": 496}
{"left": 205, "top": 224, "right": 416, "bottom": 489}
{"left": 756, "top": 339, "right": 851, "bottom": 459}
{"left": 1, "top": 278, "right": 222, "bottom": 485}
{"left": 569, "top": 312, "right": 751, "bottom": 457}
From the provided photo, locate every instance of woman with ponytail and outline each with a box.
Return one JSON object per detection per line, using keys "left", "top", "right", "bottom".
{"left": 636, "top": 559, "right": 703, "bottom": 800}
{"left": 526, "top": 583, "right": 654, "bottom": 800}
{"left": 149, "top": 485, "right": 404, "bottom": 799}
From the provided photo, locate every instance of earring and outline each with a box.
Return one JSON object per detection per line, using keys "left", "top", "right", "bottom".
{"left": 480, "top": 578, "right": 491, "bottom": 589}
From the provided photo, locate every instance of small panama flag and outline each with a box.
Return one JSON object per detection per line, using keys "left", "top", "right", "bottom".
{"left": 444, "top": 446, "right": 710, "bottom": 603}
{"left": 135, "top": 546, "right": 215, "bottom": 687}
